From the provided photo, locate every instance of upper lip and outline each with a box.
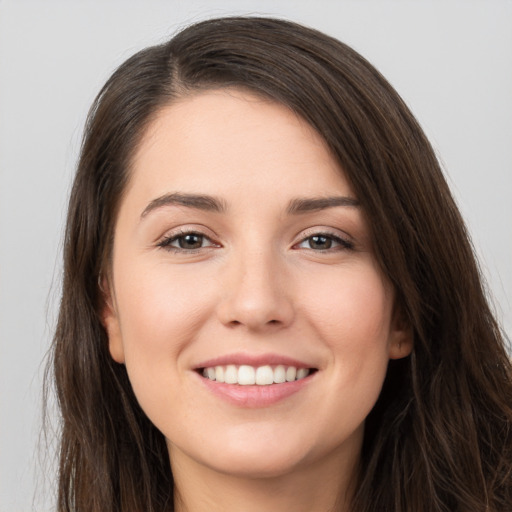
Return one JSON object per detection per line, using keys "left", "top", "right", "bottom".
{"left": 194, "top": 352, "right": 316, "bottom": 370}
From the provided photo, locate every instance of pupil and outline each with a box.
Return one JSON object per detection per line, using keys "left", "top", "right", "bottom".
{"left": 310, "top": 235, "right": 331, "bottom": 250}
{"left": 180, "top": 234, "right": 202, "bottom": 249}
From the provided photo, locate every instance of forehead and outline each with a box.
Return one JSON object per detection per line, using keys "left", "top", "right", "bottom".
{"left": 126, "top": 89, "right": 352, "bottom": 204}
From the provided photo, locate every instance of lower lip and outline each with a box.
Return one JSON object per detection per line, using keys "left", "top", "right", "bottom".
{"left": 197, "top": 372, "right": 315, "bottom": 408}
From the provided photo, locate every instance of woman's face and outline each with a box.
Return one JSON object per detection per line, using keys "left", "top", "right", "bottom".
{"left": 103, "top": 89, "right": 411, "bottom": 481}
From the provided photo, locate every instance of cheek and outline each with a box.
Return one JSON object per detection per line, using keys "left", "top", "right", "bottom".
{"left": 113, "top": 262, "right": 216, "bottom": 371}
{"left": 305, "top": 262, "right": 393, "bottom": 346}
{"left": 112, "top": 263, "right": 217, "bottom": 426}
{"left": 302, "top": 263, "right": 393, "bottom": 400}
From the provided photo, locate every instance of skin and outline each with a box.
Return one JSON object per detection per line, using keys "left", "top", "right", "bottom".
{"left": 103, "top": 89, "right": 412, "bottom": 512}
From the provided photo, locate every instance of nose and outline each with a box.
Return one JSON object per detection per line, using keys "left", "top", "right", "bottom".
{"left": 216, "top": 246, "right": 295, "bottom": 331}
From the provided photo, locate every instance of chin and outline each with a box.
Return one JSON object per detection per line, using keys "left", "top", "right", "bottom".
{"left": 204, "top": 447, "right": 308, "bottom": 480}
{"left": 169, "top": 427, "right": 312, "bottom": 480}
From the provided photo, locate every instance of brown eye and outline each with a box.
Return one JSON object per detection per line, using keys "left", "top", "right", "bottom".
{"left": 158, "top": 231, "right": 217, "bottom": 252}
{"left": 308, "top": 235, "right": 332, "bottom": 250}
{"left": 295, "top": 232, "right": 354, "bottom": 251}
{"left": 178, "top": 233, "right": 204, "bottom": 249}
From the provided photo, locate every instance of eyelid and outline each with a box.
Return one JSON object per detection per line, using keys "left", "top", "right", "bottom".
{"left": 155, "top": 223, "right": 219, "bottom": 242}
{"left": 156, "top": 225, "right": 221, "bottom": 252}
{"left": 292, "top": 227, "right": 354, "bottom": 251}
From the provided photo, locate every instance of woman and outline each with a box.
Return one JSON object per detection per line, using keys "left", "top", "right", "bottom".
{"left": 50, "top": 16, "right": 512, "bottom": 511}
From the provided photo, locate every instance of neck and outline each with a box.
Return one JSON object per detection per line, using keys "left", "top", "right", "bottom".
{"left": 170, "top": 446, "right": 359, "bottom": 512}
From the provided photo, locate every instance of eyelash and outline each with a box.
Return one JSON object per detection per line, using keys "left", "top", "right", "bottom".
{"left": 157, "top": 230, "right": 218, "bottom": 253}
{"left": 156, "top": 230, "right": 354, "bottom": 253}
{"left": 294, "top": 231, "right": 354, "bottom": 252}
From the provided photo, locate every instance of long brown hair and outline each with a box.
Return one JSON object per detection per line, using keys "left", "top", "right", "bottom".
{"left": 49, "top": 16, "right": 512, "bottom": 511}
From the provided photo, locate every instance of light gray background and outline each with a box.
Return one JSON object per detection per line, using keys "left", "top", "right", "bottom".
{"left": 1, "top": 1, "right": 511, "bottom": 510}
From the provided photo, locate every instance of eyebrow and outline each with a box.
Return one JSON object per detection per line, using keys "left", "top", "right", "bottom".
{"left": 140, "top": 192, "right": 227, "bottom": 218}
{"left": 286, "top": 196, "right": 360, "bottom": 214}
{"left": 140, "top": 192, "right": 360, "bottom": 219}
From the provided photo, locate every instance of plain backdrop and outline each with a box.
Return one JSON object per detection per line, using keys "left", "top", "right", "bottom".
{"left": 1, "top": 1, "right": 511, "bottom": 510}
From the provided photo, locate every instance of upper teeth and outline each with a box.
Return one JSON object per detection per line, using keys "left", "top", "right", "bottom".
{"left": 202, "top": 365, "right": 310, "bottom": 386}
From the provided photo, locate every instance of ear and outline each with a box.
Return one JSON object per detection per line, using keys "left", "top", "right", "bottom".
{"left": 99, "top": 275, "right": 125, "bottom": 364}
{"left": 388, "top": 306, "right": 413, "bottom": 360}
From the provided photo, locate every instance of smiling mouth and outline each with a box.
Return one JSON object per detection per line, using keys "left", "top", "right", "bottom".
{"left": 198, "top": 364, "right": 317, "bottom": 386}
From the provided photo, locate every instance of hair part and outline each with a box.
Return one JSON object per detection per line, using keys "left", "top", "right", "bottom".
{"left": 50, "top": 16, "right": 512, "bottom": 512}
